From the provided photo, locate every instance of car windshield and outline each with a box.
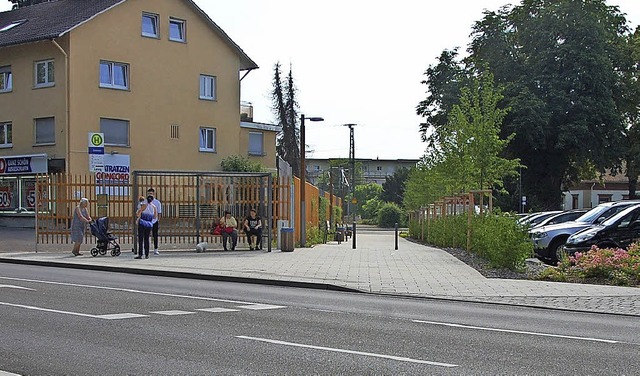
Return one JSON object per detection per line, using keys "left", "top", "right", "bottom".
{"left": 575, "top": 205, "right": 612, "bottom": 224}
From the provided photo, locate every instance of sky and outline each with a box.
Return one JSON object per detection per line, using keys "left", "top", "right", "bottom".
{"left": 1, "top": 0, "right": 638, "bottom": 160}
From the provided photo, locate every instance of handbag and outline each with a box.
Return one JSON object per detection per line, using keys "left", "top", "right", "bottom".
{"left": 211, "top": 224, "right": 223, "bottom": 235}
{"left": 223, "top": 226, "right": 235, "bottom": 234}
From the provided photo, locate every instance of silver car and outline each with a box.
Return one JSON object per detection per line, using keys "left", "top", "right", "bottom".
{"left": 529, "top": 200, "right": 640, "bottom": 263}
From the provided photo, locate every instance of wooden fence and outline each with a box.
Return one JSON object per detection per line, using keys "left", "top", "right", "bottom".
{"left": 35, "top": 172, "right": 290, "bottom": 249}
{"left": 35, "top": 172, "right": 342, "bottom": 248}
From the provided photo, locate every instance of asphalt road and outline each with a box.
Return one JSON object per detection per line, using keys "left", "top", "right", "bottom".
{"left": 1, "top": 264, "right": 639, "bottom": 375}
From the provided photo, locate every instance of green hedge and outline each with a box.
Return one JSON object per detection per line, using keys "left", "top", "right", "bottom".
{"left": 409, "top": 213, "right": 532, "bottom": 270}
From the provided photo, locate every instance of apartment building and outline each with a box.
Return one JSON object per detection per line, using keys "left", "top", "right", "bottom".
{"left": 0, "top": 0, "right": 278, "bottom": 214}
{"left": 306, "top": 158, "right": 419, "bottom": 186}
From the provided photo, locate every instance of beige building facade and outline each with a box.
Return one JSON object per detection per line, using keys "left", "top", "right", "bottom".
{"left": 0, "top": 0, "right": 278, "bottom": 218}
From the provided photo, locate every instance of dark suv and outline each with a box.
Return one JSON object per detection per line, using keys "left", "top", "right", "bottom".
{"left": 564, "top": 204, "right": 640, "bottom": 254}
{"left": 529, "top": 200, "right": 640, "bottom": 263}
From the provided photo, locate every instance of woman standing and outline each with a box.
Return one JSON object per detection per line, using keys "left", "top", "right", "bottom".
{"left": 135, "top": 195, "right": 157, "bottom": 259}
{"left": 70, "top": 198, "right": 92, "bottom": 256}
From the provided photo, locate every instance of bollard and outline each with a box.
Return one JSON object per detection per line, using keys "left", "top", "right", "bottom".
{"left": 352, "top": 222, "right": 356, "bottom": 249}
{"left": 395, "top": 222, "right": 398, "bottom": 250}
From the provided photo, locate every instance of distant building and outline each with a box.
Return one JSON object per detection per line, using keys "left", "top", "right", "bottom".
{"left": 306, "top": 158, "right": 419, "bottom": 186}
{"left": 563, "top": 173, "right": 631, "bottom": 209}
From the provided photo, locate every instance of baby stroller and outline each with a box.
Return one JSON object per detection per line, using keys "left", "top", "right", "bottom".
{"left": 89, "top": 217, "right": 121, "bottom": 257}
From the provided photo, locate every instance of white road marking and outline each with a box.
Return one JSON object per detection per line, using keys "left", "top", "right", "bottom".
{"left": 151, "top": 310, "right": 195, "bottom": 316}
{"left": 0, "top": 370, "right": 22, "bottom": 376}
{"left": 237, "top": 304, "right": 286, "bottom": 310}
{"left": 0, "top": 276, "right": 260, "bottom": 305}
{"left": 0, "top": 284, "right": 35, "bottom": 291}
{"left": 236, "top": 335, "right": 458, "bottom": 368}
{"left": 96, "top": 313, "right": 149, "bottom": 320}
{"left": 197, "top": 308, "right": 239, "bottom": 313}
{"left": 413, "top": 320, "right": 619, "bottom": 344}
{"left": 0, "top": 302, "right": 147, "bottom": 320}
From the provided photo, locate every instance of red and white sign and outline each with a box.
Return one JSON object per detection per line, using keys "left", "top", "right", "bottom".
{"left": 0, "top": 186, "right": 13, "bottom": 209}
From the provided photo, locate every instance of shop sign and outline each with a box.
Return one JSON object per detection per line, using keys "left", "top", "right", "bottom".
{"left": 0, "top": 154, "right": 48, "bottom": 175}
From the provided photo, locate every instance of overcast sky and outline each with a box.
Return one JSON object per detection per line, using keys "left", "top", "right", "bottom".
{"left": 2, "top": 0, "right": 638, "bottom": 160}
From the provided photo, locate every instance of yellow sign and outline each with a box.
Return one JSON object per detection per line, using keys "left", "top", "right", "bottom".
{"left": 351, "top": 198, "right": 357, "bottom": 204}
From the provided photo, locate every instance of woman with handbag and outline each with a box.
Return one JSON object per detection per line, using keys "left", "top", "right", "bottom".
{"left": 220, "top": 210, "right": 238, "bottom": 250}
{"left": 135, "top": 195, "right": 157, "bottom": 259}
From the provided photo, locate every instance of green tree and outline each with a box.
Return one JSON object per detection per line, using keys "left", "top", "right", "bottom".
{"left": 220, "top": 155, "right": 263, "bottom": 172}
{"left": 466, "top": 0, "right": 630, "bottom": 209}
{"left": 618, "top": 27, "right": 640, "bottom": 198}
{"left": 272, "top": 63, "right": 300, "bottom": 176}
{"left": 381, "top": 167, "right": 411, "bottom": 206}
{"left": 352, "top": 183, "right": 382, "bottom": 218}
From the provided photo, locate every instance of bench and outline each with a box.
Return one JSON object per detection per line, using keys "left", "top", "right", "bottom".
{"left": 196, "top": 230, "right": 269, "bottom": 252}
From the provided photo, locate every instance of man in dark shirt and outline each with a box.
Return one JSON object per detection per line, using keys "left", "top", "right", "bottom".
{"left": 243, "top": 209, "right": 262, "bottom": 250}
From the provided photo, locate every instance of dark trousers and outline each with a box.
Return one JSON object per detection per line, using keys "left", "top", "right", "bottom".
{"left": 152, "top": 221, "right": 159, "bottom": 249}
{"left": 247, "top": 228, "right": 262, "bottom": 249}
{"left": 138, "top": 224, "right": 151, "bottom": 257}
{"left": 222, "top": 230, "right": 238, "bottom": 250}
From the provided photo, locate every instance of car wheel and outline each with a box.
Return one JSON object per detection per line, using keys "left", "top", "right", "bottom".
{"left": 550, "top": 238, "right": 568, "bottom": 263}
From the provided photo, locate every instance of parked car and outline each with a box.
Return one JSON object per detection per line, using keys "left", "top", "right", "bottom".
{"left": 518, "top": 211, "right": 562, "bottom": 228}
{"left": 529, "top": 200, "right": 640, "bottom": 263}
{"left": 530, "top": 209, "right": 589, "bottom": 229}
{"left": 564, "top": 204, "right": 640, "bottom": 256}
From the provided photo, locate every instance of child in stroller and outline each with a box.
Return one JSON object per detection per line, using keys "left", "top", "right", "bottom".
{"left": 89, "top": 217, "right": 121, "bottom": 257}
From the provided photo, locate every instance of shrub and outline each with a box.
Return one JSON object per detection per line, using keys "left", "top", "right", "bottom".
{"left": 544, "top": 244, "right": 640, "bottom": 286}
{"left": 377, "top": 202, "right": 404, "bottom": 228}
{"left": 410, "top": 212, "right": 532, "bottom": 270}
{"left": 305, "top": 225, "right": 324, "bottom": 247}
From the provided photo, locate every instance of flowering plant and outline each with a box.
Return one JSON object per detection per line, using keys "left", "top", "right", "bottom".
{"left": 544, "top": 244, "right": 640, "bottom": 286}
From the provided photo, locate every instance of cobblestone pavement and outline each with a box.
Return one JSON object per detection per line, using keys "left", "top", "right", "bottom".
{"left": 1, "top": 227, "right": 638, "bottom": 316}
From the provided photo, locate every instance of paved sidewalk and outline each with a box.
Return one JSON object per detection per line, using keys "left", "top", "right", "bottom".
{"left": 1, "top": 228, "right": 639, "bottom": 316}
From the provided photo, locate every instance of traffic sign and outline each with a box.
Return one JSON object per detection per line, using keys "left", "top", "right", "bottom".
{"left": 88, "top": 132, "right": 105, "bottom": 155}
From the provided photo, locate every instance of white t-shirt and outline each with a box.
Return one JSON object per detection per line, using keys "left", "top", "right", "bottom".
{"left": 150, "top": 198, "right": 162, "bottom": 218}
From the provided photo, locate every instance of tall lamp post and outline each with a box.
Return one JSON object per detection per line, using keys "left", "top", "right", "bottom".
{"left": 300, "top": 114, "right": 324, "bottom": 247}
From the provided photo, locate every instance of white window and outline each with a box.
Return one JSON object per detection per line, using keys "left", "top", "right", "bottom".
{"left": 199, "top": 127, "right": 215, "bottom": 152}
{"left": 0, "top": 66, "right": 11, "bottom": 92}
{"left": 141, "top": 13, "right": 159, "bottom": 38}
{"left": 35, "top": 59, "right": 54, "bottom": 87}
{"left": 199, "top": 75, "right": 216, "bottom": 100}
{"left": 100, "top": 118, "right": 129, "bottom": 146}
{"left": 100, "top": 61, "right": 129, "bottom": 90}
{"left": 169, "top": 18, "right": 186, "bottom": 42}
{"left": 35, "top": 117, "right": 55, "bottom": 145}
{"left": 248, "top": 132, "right": 264, "bottom": 156}
{"left": 0, "top": 122, "right": 11, "bottom": 147}
{"left": 377, "top": 166, "right": 383, "bottom": 171}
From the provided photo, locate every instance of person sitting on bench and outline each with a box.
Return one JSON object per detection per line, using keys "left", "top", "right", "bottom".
{"left": 220, "top": 211, "right": 238, "bottom": 251}
{"left": 243, "top": 209, "right": 262, "bottom": 250}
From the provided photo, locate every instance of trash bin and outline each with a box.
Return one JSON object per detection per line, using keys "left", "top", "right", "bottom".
{"left": 280, "top": 227, "right": 294, "bottom": 252}
{"left": 335, "top": 227, "right": 345, "bottom": 243}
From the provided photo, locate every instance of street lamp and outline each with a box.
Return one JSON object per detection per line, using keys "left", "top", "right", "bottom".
{"left": 300, "top": 114, "right": 324, "bottom": 247}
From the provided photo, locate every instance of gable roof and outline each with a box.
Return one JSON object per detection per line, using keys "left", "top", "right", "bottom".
{"left": 0, "top": 0, "right": 258, "bottom": 70}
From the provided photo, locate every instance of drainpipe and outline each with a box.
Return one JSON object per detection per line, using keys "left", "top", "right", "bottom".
{"left": 51, "top": 39, "right": 69, "bottom": 173}
{"left": 590, "top": 182, "right": 596, "bottom": 208}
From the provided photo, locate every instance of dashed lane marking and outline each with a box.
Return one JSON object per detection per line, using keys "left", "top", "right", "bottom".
{"left": 236, "top": 336, "right": 458, "bottom": 367}
{"left": 0, "top": 301, "right": 146, "bottom": 320}
{"left": 151, "top": 310, "right": 196, "bottom": 316}
{"left": 96, "top": 313, "right": 149, "bottom": 320}
{"left": 236, "top": 304, "right": 286, "bottom": 310}
{"left": 196, "top": 308, "right": 239, "bottom": 313}
{"left": 413, "top": 320, "right": 619, "bottom": 344}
